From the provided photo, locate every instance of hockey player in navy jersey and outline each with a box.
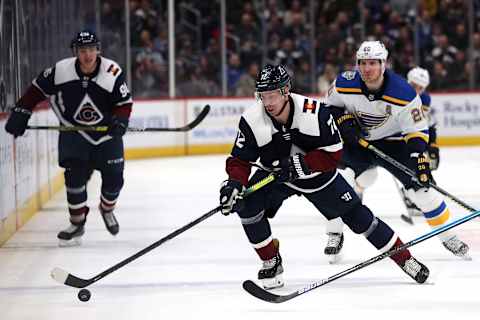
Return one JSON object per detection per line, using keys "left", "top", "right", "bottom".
{"left": 4, "top": 30, "right": 132, "bottom": 246}
{"left": 219, "top": 64, "right": 429, "bottom": 290}
{"left": 323, "top": 41, "right": 469, "bottom": 261}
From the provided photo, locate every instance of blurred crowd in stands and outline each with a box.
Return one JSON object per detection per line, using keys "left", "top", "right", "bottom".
{"left": 99, "top": 0, "right": 480, "bottom": 98}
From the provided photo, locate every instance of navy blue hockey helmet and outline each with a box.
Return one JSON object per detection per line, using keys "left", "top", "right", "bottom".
{"left": 255, "top": 64, "right": 291, "bottom": 93}
{"left": 71, "top": 30, "right": 100, "bottom": 51}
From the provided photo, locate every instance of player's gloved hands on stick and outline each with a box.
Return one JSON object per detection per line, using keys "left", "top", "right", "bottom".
{"left": 276, "top": 154, "right": 311, "bottom": 183}
{"left": 427, "top": 144, "right": 440, "bottom": 170}
{"left": 5, "top": 107, "right": 32, "bottom": 138}
{"left": 411, "top": 153, "right": 432, "bottom": 187}
{"left": 219, "top": 180, "right": 245, "bottom": 215}
{"left": 108, "top": 116, "right": 129, "bottom": 137}
{"left": 336, "top": 113, "right": 362, "bottom": 146}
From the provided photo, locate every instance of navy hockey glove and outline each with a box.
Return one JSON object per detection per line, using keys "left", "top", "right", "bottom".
{"left": 276, "top": 154, "right": 311, "bottom": 183}
{"left": 108, "top": 116, "right": 129, "bottom": 137}
{"left": 427, "top": 144, "right": 439, "bottom": 170}
{"left": 5, "top": 107, "right": 32, "bottom": 138}
{"left": 336, "top": 113, "right": 362, "bottom": 146}
{"left": 219, "top": 180, "right": 245, "bottom": 215}
{"left": 410, "top": 153, "right": 432, "bottom": 187}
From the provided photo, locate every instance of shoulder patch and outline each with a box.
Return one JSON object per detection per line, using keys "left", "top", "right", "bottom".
{"left": 303, "top": 98, "right": 318, "bottom": 113}
{"left": 107, "top": 64, "right": 120, "bottom": 76}
{"left": 341, "top": 71, "right": 356, "bottom": 80}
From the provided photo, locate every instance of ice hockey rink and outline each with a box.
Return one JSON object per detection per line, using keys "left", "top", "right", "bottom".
{"left": 1, "top": 147, "right": 480, "bottom": 320}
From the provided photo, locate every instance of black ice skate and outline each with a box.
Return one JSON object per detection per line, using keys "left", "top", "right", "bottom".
{"left": 99, "top": 205, "right": 119, "bottom": 235}
{"left": 324, "top": 232, "right": 344, "bottom": 264}
{"left": 258, "top": 253, "right": 284, "bottom": 290}
{"left": 258, "top": 239, "right": 284, "bottom": 290}
{"left": 397, "top": 256, "right": 430, "bottom": 284}
{"left": 442, "top": 236, "right": 471, "bottom": 260}
{"left": 57, "top": 220, "right": 85, "bottom": 247}
{"left": 402, "top": 192, "right": 423, "bottom": 217}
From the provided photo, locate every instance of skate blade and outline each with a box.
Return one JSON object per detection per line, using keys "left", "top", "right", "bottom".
{"left": 400, "top": 214, "right": 414, "bottom": 225}
{"left": 328, "top": 253, "right": 342, "bottom": 264}
{"left": 459, "top": 253, "right": 473, "bottom": 261}
{"left": 261, "top": 274, "right": 284, "bottom": 290}
{"left": 58, "top": 237, "right": 82, "bottom": 247}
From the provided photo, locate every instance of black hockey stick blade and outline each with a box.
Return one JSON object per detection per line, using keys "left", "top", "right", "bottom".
{"left": 51, "top": 267, "right": 92, "bottom": 288}
{"left": 132, "top": 104, "right": 211, "bottom": 132}
{"left": 243, "top": 280, "right": 298, "bottom": 303}
{"left": 243, "top": 208, "right": 480, "bottom": 303}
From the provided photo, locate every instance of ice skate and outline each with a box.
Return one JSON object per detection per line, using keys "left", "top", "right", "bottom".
{"left": 324, "top": 232, "right": 344, "bottom": 264}
{"left": 398, "top": 256, "right": 430, "bottom": 284}
{"left": 100, "top": 205, "right": 119, "bottom": 235}
{"left": 403, "top": 193, "right": 422, "bottom": 217}
{"left": 258, "top": 239, "right": 284, "bottom": 290}
{"left": 442, "top": 236, "right": 471, "bottom": 260}
{"left": 57, "top": 221, "right": 85, "bottom": 247}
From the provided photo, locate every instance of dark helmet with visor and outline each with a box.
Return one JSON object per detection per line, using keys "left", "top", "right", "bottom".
{"left": 255, "top": 64, "right": 291, "bottom": 94}
{"left": 70, "top": 30, "right": 100, "bottom": 53}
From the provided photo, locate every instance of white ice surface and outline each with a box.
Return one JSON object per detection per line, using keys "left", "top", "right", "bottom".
{"left": 1, "top": 147, "right": 480, "bottom": 320}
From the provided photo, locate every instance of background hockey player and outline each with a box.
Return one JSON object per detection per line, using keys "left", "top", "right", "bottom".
{"left": 323, "top": 40, "right": 469, "bottom": 262}
{"left": 396, "top": 67, "right": 439, "bottom": 219}
{"left": 4, "top": 30, "right": 132, "bottom": 246}
{"left": 219, "top": 64, "right": 429, "bottom": 290}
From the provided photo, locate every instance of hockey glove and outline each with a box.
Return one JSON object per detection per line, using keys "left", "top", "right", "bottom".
{"left": 411, "top": 153, "right": 432, "bottom": 187}
{"left": 336, "top": 113, "right": 362, "bottom": 146}
{"left": 275, "top": 154, "right": 311, "bottom": 183}
{"left": 219, "top": 180, "right": 245, "bottom": 216}
{"left": 427, "top": 144, "right": 440, "bottom": 170}
{"left": 108, "top": 116, "right": 129, "bottom": 137}
{"left": 5, "top": 107, "right": 32, "bottom": 138}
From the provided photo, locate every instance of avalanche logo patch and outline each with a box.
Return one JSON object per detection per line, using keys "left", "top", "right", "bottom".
{"left": 73, "top": 94, "right": 104, "bottom": 125}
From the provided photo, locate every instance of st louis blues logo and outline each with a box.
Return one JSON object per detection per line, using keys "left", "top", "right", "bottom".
{"left": 74, "top": 94, "right": 104, "bottom": 125}
{"left": 357, "top": 111, "right": 389, "bottom": 129}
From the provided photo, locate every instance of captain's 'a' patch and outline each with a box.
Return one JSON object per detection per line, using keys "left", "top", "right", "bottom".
{"left": 303, "top": 98, "right": 317, "bottom": 113}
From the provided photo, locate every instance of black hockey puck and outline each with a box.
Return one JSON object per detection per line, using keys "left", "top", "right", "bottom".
{"left": 78, "top": 288, "right": 91, "bottom": 302}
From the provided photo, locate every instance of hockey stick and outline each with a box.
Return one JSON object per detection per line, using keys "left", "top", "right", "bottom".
{"left": 51, "top": 173, "right": 275, "bottom": 289}
{"left": 358, "top": 139, "right": 476, "bottom": 212}
{"left": 28, "top": 104, "right": 210, "bottom": 132}
{"left": 243, "top": 208, "right": 480, "bottom": 303}
{"left": 392, "top": 177, "right": 415, "bottom": 225}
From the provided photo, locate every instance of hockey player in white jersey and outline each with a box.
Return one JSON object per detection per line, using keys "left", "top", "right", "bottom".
{"left": 324, "top": 41, "right": 469, "bottom": 261}
{"left": 219, "top": 64, "right": 429, "bottom": 289}
{"left": 4, "top": 30, "right": 132, "bottom": 246}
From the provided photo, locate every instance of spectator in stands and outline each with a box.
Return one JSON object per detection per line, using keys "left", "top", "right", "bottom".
{"left": 133, "top": 30, "right": 167, "bottom": 97}
{"left": 227, "top": 53, "right": 243, "bottom": 95}
{"left": 317, "top": 63, "right": 338, "bottom": 94}
{"left": 235, "top": 62, "right": 259, "bottom": 97}
{"left": 294, "top": 60, "right": 313, "bottom": 94}
{"left": 429, "top": 61, "right": 449, "bottom": 90}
